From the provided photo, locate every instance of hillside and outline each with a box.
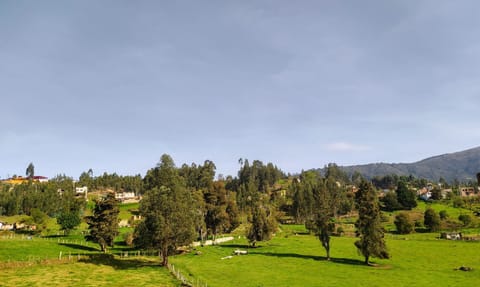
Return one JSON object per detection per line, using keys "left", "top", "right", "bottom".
{"left": 338, "top": 146, "right": 480, "bottom": 182}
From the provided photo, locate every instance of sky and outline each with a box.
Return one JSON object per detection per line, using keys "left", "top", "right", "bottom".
{"left": 1, "top": 0, "right": 480, "bottom": 179}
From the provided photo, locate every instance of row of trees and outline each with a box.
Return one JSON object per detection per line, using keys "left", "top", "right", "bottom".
{"left": 290, "top": 166, "right": 388, "bottom": 264}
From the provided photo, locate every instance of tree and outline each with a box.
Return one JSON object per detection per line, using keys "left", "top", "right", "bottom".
{"left": 134, "top": 154, "right": 196, "bottom": 266}
{"left": 394, "top": 212, "right": 414, "bottom": 234}
{"left": 382, "top": 191, "right": 401, "bottom": 211}
{"left": 246, "top": 203, "right": 277, "bottom": 247}
{"left": 396, "top": 181, "right": 417, "bottom": 210}
{"left": 354, "top": 180, "right": 389, "bottom": 265}
{"left": 26, "top": 162, "right": 35, "bottom": 179}
{"left": 57, "top": 211, "right": 81, "bottom": 235}
{"left": 309, "top": 178, "right": 336, "bottom": 260}
{"left": 424, "top": 208, "right": 440, "bottom": 232}
{"left": 430, "top": 187, "right": 442, "bottom": 201}
{"left": 85, "top": 193, "right": 120, "bottom": 253}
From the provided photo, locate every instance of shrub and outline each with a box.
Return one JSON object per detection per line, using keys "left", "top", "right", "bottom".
{"left": 394, "top": 212, "right": 414, "bottom": 234}
{"left": 439, "top": 210, "right": 449, "bottom": 220}
{"left": 458, "top": 214, "right": 472, "bottom": 227}
{"left": 124, "top": 232, "right": 134, "bottom": 246}
{"left": 424, "top": 208, "right": 441, "bottom": 232}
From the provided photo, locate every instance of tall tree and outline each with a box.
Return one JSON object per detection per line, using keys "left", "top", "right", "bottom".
{"left": 311, "top": 178, "right": 335, "bottom": 260}
{"left": 134, "top": 154, "right": 196, "bottom": 266}
{"left": 85, "top": 193, "right": 120, "bottom": 253}
{"left": 26, "top": 162, "right": 35, "bottom": 179}
{"left": 354, "top": 180, "right": 389, "bottom": 265}
{"left": 246, "top": 203, "right": 277, "bottom": 247}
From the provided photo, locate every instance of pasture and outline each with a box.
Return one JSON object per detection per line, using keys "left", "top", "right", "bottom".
{"left": 170, "top": 225, "right": 480, "bottom": 287}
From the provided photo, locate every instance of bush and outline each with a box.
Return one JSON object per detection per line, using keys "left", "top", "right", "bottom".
{"left": 336, "top": 226, "right": 344, "bottom": 236}
{"left": 439, "top": 210, "right": 449, "bottom": 220}
{"left": 424, "top": 208, "right": 441, "bottom": 232}
{"left": 123, "top": 232, "right": 134, "bottom": 246}
{"left": 394, "top": 212, "right": 414, "bottom": 234}
{"left": 458, "top": 214, "right": 472, "bottom": 227}
{"left": 453, "top": 197, "right": 465, "bottom": 208}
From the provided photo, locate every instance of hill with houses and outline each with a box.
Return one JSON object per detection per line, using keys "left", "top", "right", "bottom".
{"left": 336, "top": 146, "right": 480, "bottom": 182}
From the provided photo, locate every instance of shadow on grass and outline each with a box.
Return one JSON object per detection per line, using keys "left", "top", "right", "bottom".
{"left": 79, "top": 254, "right": 162, "bottom": 270}
{"left": 249, "top": 251, "right": 365, "bottom": 266}
{"left": 216, "top": 243, "right": 251, "bottom": 249}
{"left": 58, "top": 242, "right": 99, "bottom": 252}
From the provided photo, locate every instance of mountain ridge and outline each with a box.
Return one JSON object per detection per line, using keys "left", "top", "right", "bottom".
{"left": 337, "top": 146, "right": 480, "bottom": 182}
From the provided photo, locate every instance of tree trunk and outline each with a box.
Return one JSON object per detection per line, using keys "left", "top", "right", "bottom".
{"left": 161, "top": 247, "right": 168, "bottom": 266}
{"left": 365, "top": 256, "right": 369, "bottom": 265}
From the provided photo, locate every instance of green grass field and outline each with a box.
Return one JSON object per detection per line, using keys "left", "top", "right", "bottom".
{"left": 2, "top": 201, "right": 480, "bottom": 286}
{"left": 170, "top": 225, "right": 480, "bottom": 287}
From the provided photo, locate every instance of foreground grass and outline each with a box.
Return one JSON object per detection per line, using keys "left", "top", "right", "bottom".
{"left": 1, "top": 256, "right": 180, "bottom": 287}
{"left": 0, "top": 236, "right": 180, "bottom": 287}
{"left": 170, "top": 226, "right": 480, "bottom": 287}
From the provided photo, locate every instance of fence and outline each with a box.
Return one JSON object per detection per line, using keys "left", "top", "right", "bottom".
{"left": 168, "top": 263, "right": 208, "bottom": 287}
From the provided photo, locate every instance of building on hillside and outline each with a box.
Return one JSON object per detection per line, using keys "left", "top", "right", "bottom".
{"left": 459, "top": 187, "right": 476, "bottom": 197}
{"left": 2, "top": 175, "right": 48, "bottom": 185}
{"left": 75, "top": 186, "right": 88, "bottom": 200}
{"left": 115, "top": 191, "right": 136, "bottom": 202}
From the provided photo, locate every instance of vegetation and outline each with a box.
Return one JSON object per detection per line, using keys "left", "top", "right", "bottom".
{"left": 134, "top": 155, "right": 196, "bottom": 266}
{"left": 424, "top": 208, "right": 441, "bottom": 232}
{"left": 394, "top": 212, "right": 414, "bottom": 234}
{"left": 85, "top": 193, "right": 120, "bottom": 253}
{"left": 354, "top": 180, "right": 389, "bottom": 265}
{"left": 1, "top": 154, "right": 480, "bottom": 286}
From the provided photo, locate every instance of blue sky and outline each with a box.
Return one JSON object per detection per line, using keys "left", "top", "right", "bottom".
{"left": 1, "top": 1, "right": 480, "bottom": 179}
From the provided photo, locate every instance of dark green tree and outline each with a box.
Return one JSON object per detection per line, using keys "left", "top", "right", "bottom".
{"left": 439, "top": 210, "right": 448, "bottom": 220}
{"left": 85, "top": 193, "right": 120, "bottom": 253}
{"left": 382, "top": 191, "right": 401, "bottom": 211}
{"left": 311, "top": 178, "right": 335, "bottom": 260}
{"left": 247, "top": 203, "right": 277, "bottom": 247}
{"left": 134, "top": 154, "right": 196, "bottom": 266}
{"left": 424, "top": 208, "right": 441, "bottom": 232}
{"left": 57, "top": 211, "right": 81, "bottom": 235}
{"left": 394, "top": 212, "right": 414, "bottom": 234}
{"left": 396, "top": 181, "right": 417, "bottom": 210}
{"left": 26, "top": 162, "right": 35, "bottom": 179}
{"left": 430, "top": 187, "right": 442, "bottom": 201}
{"left": 458, "top": 214, "right": 472, "bottom": 227}
{"left": 354, "top": 180, "right": 389, "bottom": 265}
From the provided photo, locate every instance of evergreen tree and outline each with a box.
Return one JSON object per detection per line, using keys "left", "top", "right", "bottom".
{"left": 134, "top": 154, "right": 196, "bottom": 266}
{"left": 354, "top": 180, "right": 389, "bottom": 265}
{"left": 26, "top": 162, "right": 35, "bottom": 179}
{"left": 246, "top": 203, "right": 277, "bottom": 247}
{"left": 396, "top": 181, "right": 417, "bottom": 210}
{"left": 85, "top": 193, "right": 120, "bottom": 253}
{"left": 311, "top": 178, "right": 335, "bottom": 260}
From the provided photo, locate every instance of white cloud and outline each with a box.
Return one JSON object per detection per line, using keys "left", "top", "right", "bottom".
{"left": 325, "top": 142, "right": 371, "bottom": 152}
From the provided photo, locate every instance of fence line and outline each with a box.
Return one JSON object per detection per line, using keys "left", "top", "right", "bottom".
{"left": 168, "top": 263, "right": 208, "bottom": 287}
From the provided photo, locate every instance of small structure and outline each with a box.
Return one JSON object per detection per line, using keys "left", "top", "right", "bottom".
{"left": 75, "top": 186, "right": 88, "bottom": 200}
{"left": 459, "top": 187, "right": 476, "bottom": 197}
{"left": 233, "top": 249, "right": 248, "bottom": 255}
{"left": 440, "top": 232, "right": 462, "bottom": 240}
{"left": 115, "top": 191, "right": 136, "bottom": 202}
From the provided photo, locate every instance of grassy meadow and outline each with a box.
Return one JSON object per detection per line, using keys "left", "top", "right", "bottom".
{"left": 1, "top": 201, "right": 480, "bottom": 286}
{"left": 170, "top": 225, "right": 480, "bottom": 287}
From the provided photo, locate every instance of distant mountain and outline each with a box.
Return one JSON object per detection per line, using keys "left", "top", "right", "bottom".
{"left": 338, "top": 146, "right": 480, "bottom": 183}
